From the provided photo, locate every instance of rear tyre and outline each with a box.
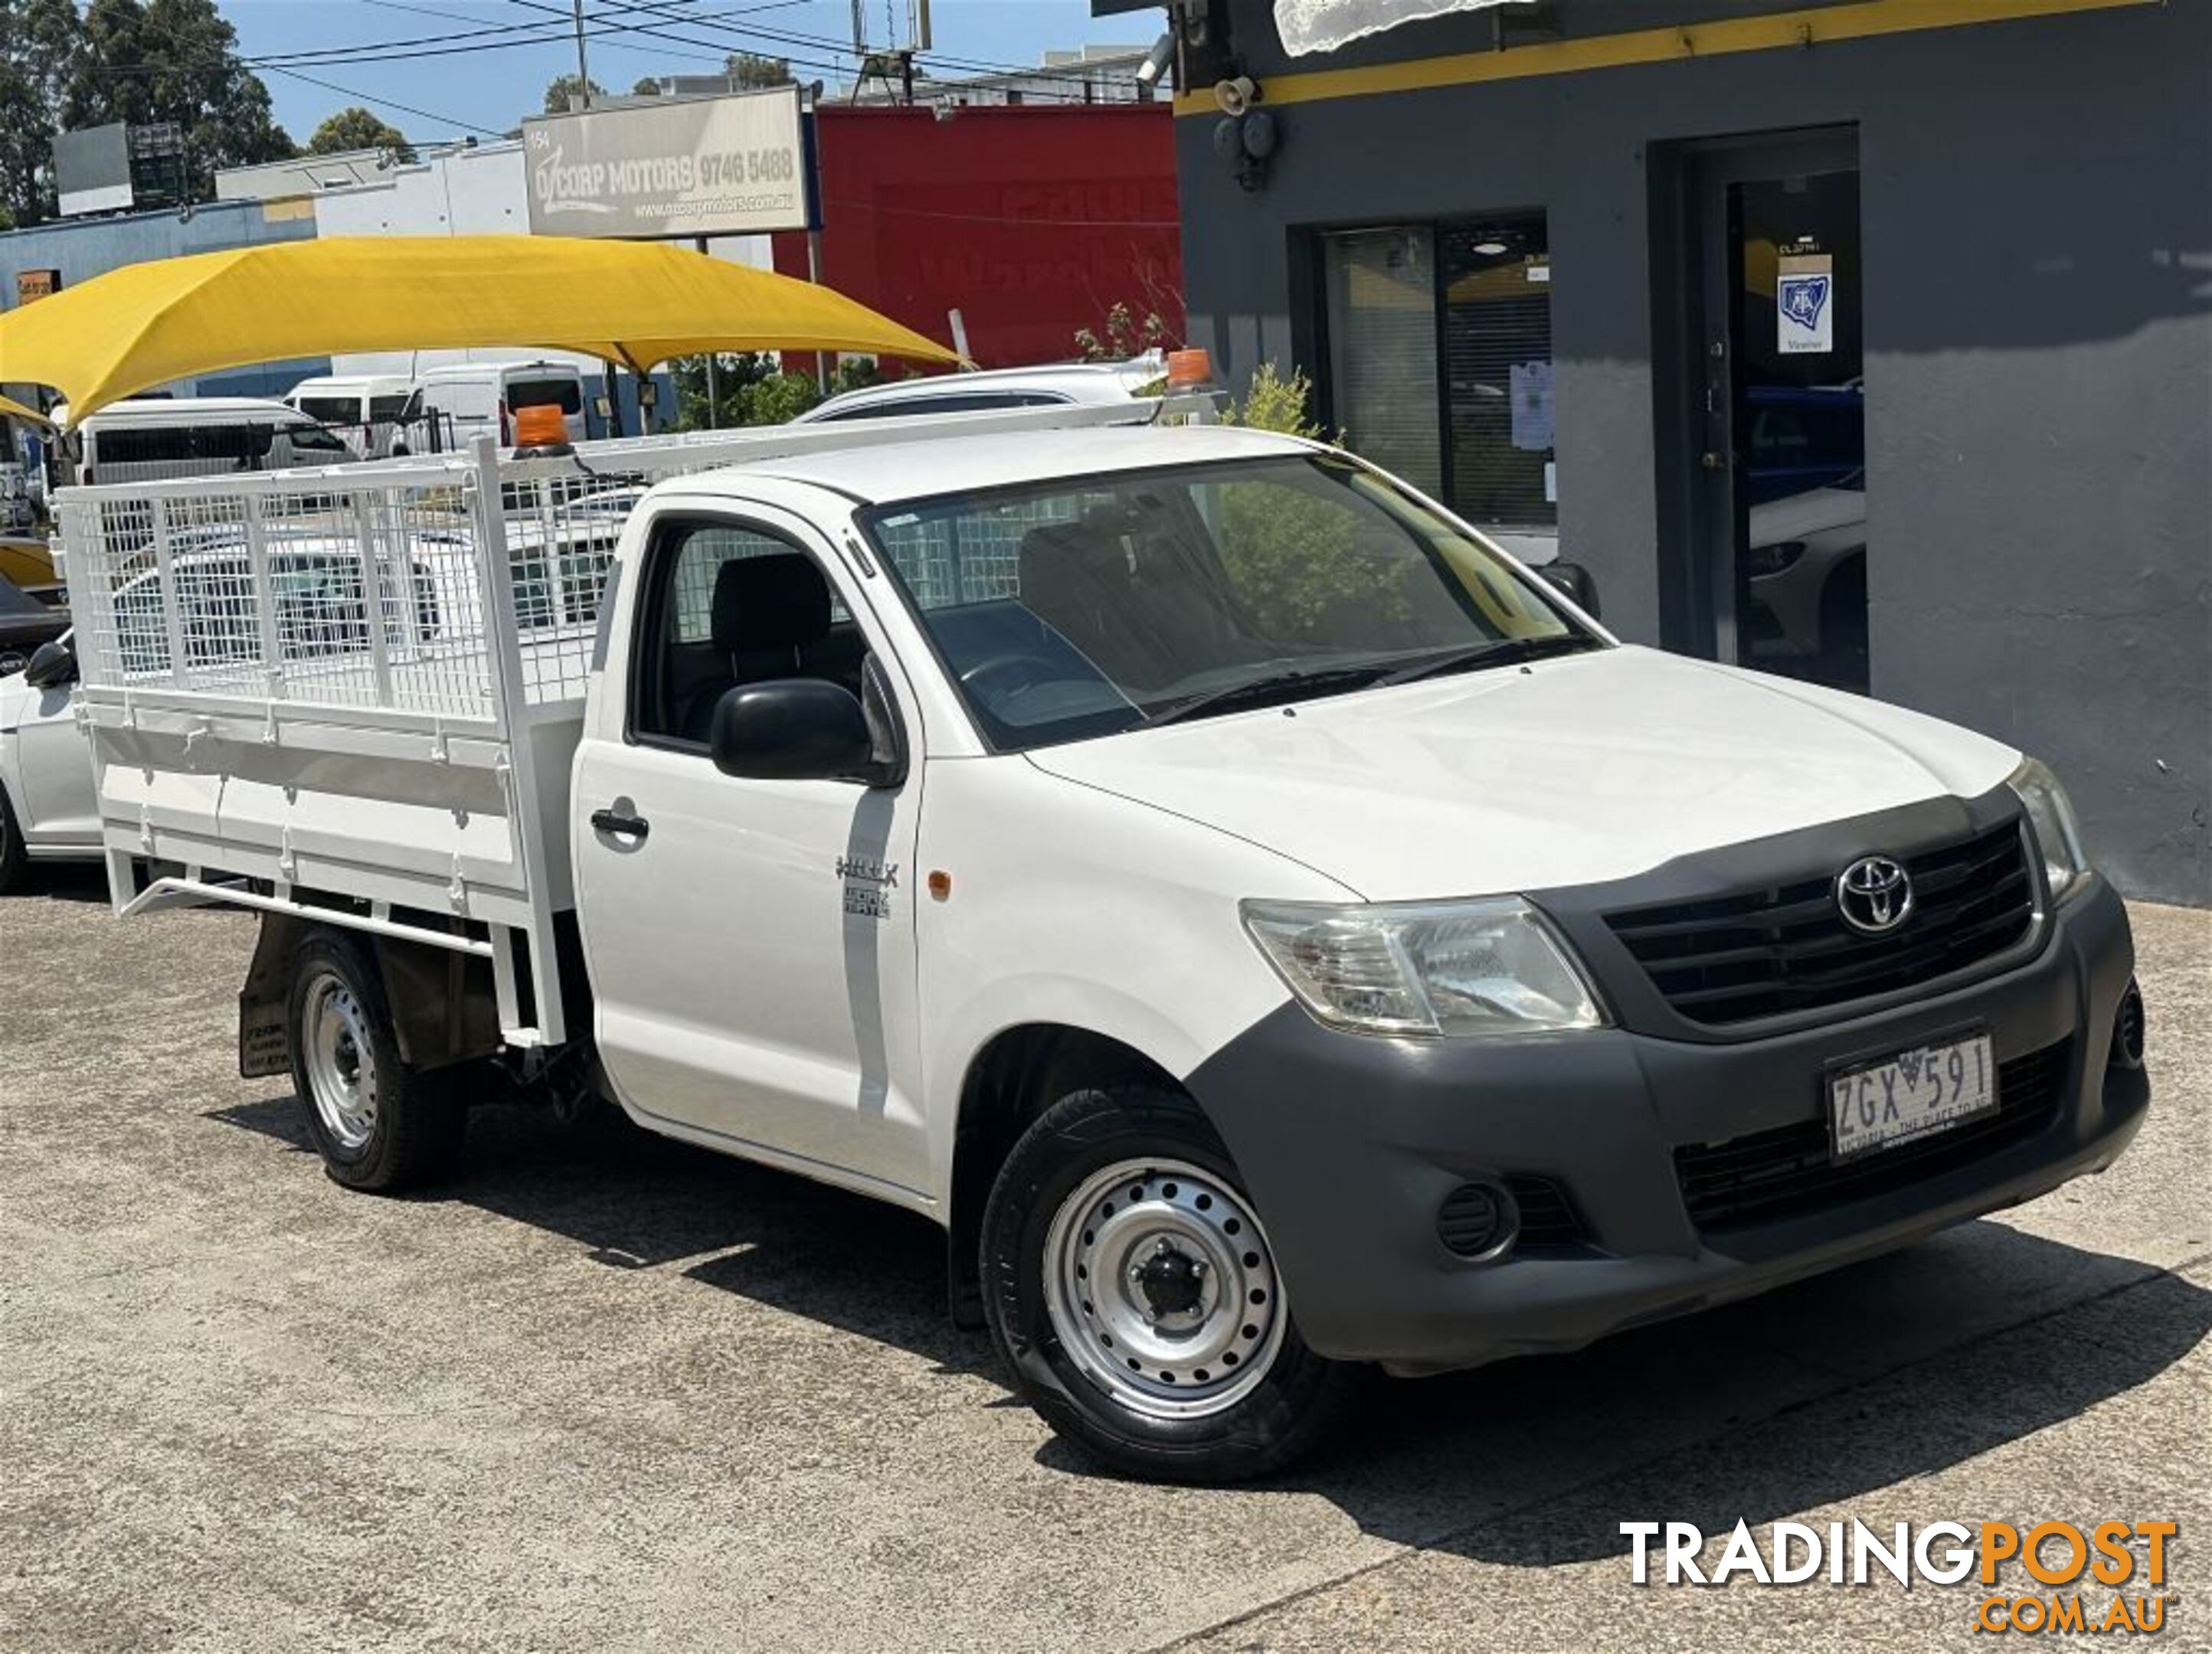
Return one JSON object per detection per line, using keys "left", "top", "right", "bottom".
{"left": 981, "top": 1084, "right": 1356, "bottom": 1483}
{"left": 286, "top": 929, "right": 466, "bottom": 1192}
{"left": 0, "top": 785, "right": 31, "bottom": 894}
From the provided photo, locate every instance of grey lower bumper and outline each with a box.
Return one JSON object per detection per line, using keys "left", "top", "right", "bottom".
{"left": 1184, "top": 878, "right": 2144, "bottom": 1373}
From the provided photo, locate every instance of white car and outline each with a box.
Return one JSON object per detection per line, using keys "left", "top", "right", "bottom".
{"left": 797, "top": 355, "right": 1164, "bottom": 423}
{"left": 1744, "top": 483, "right": 1867, "bottom": 680}
{"left": 63, "top": 410, "right": 2146, "bottom": 1483}
{"left": 0, "top": 633, "right": 97, "bottom": 891}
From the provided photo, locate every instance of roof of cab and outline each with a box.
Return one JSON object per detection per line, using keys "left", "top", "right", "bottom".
{"left": 674, "top": 423, "right": 1319, "bottom": 508}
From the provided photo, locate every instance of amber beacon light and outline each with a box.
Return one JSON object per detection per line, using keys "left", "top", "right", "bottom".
{"left": 1165, "top": 348, "right": 1213, "bottom": 391}
{"left": 511, "top": 403, "right": 572, "bottom": 456}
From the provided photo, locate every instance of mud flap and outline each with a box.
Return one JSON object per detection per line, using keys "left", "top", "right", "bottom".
{"left": 240, "top": 992, "right": 290, "bottom": 1078}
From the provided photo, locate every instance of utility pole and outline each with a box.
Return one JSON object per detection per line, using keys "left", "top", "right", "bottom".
{"left": 571, "top": 0, "right": 592, "bottom": 106}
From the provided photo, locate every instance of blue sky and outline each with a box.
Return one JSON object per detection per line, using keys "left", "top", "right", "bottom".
{"left": 220, "top": 1, "right": 1156, "bottom": 145}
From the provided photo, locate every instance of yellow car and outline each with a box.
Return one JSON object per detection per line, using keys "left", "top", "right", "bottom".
{"left": 0, "top": 535, "right": 57, "bottom": 592}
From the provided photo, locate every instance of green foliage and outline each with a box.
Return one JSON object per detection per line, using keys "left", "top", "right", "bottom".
{"left": 1220, "top": 360, "right": 1324, "bottom": 438}
{"left": 1073, "top": 301, "right": 1169, "bottom": 363}
{"left": 542, "top": 73, "right": 607, "bottom": 115}
{"left": 745, "top": 370, "right": 820, "bottom": 427}
{"left": 1215, "top": 363, "right": 1417, "bottom": 637}
{"left": 308, "top": 106, "right": 412, "bottom": 162}
{"left": 723, "top": 52, "right": 792, "bottom": 88}
{"left": 631, "top": 77, "right": 662, "bottom": 97}
{"left": 670, "top": 354, "right": 892, "bottom": 431}
{"left": 0, "top": 0, "right": 291, "bottom": 225}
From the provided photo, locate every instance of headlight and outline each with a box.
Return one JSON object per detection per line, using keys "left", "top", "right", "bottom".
{"left": 1240, "top": 897, "right": 1606, "bottom": 1038}
{"left": 2008, "top": 757, "right": 2090, "bottom": 904}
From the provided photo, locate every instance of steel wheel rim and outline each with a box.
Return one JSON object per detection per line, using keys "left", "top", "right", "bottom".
{"left": 1042, "top": 1156, "right": 1288, "bottom": 1421}
{"left": 303, "top": 971, "right": 378, "bottom": 1151}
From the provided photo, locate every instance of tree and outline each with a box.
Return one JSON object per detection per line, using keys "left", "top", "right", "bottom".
{"left": 630, "top": 76, "right": 662, "bottom": 96}
{"left": 61, "top": 0, "right": 294, "bottom": 198}
{"left": 0, "top": 0, "right": 101, "bottom": 225}
{"left": 307, "top": 106, "right": 412, "bottom": 162}
{"left": 723, "top": 52, "right": 790, "bottom": 88}
{"left": 542, "top": 72, "right": 606, "bottom": 114}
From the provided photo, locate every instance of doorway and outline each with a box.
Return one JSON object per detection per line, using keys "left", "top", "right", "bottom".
{"left": 1665, "top": 128, "right": 1867, "bottom": 694}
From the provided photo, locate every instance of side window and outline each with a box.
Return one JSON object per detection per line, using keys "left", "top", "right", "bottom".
{"left": 633, "top": 519, "right": 856, "bottom": 747}
{"left": 818, "top": 391, "right": 1070, "bottom": 423}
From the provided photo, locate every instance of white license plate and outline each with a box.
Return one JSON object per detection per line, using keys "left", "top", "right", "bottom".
{"left": 1827, "top": 1031, "right": 1998, "bottom": 1161}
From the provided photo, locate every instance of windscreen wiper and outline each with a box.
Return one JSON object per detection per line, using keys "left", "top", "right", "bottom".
{"left": 1145, "top": 663, "right": 1391, "bottom": 727}
{"left": 1373, "top": 633, "right": 1599, "bottom": 688}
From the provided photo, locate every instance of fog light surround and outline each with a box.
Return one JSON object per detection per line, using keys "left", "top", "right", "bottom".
{"left": 2111, "top": 979, "right": 2146, "bottom": 1070}
{"left": 1437, "top": 1181, "right": 1520, "bottom": 1260}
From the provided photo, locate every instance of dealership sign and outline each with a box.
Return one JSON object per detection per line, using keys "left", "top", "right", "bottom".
{"left": 522, "top": 88, "right": 810, "bottom": 240}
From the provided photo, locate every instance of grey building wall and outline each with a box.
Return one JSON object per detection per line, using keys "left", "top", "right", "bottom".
{"left": 1177, "top": 0, "right": 2210, "bottom": 905}
{"left": 0, "top": 199, "right": 327, "bottom": 400}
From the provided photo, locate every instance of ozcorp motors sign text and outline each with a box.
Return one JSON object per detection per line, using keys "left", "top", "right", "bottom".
{"left": 522, "top": 87, "right": 808, "bottom": 240}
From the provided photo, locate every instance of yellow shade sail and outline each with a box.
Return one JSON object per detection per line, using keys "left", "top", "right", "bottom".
{"left": 0, "top": 234, "right": 963, "bottom": 427}
{"left": 0, "top": 391, "right": 51, "bottom": 428}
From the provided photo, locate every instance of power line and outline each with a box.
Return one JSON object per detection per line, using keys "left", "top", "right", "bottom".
{"left": 521, "top": 0, "right": 1125, "bottom": 99}
{"left": 253, "top": 0, "right": 814, "bottom": 71}
{"left": 260, "top": 64, "right": 513, "bottom": 139}
{"left": 502, "top": 0, "right": 889, "bottom": 90}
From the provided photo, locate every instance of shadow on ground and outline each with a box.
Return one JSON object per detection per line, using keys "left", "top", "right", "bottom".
{"left": 15, "top": 861, "right": 111, "bottom": 904}
{"left": 208, "top": 1090, "right": 2210, "bottom": 1563}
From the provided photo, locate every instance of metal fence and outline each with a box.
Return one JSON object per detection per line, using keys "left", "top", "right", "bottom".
{"left": 57, "top": 398, "right": 1203, "bottom": 731}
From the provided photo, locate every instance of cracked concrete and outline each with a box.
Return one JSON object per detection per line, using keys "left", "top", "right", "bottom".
{"left": 2, "top": 871, "right": 2204, "bottom": 1653}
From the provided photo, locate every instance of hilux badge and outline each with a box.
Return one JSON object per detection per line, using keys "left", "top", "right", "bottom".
{"left": 1835, "top": 855, "right": 1913, "bottom": 935}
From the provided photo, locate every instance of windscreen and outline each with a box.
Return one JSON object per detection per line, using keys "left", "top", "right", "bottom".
{"left": 295, "top": 397, "right": 359, "bottom": 424}
{"left": 861, "top": 453, "right": 1593, "bottom": 751}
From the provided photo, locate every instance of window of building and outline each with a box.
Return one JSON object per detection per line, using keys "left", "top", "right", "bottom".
{"left": 1318, "top": 214, "right": 1555, "bottom": 534}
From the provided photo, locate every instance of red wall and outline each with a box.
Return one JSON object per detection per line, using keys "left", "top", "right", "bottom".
{"left": 774, "top": 103, "right": 1182, "bottom": 370}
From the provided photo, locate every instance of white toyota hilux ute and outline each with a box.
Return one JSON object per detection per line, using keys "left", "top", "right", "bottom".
{"left": 57, "top": 406, "right": 2146, "bottom": 1482}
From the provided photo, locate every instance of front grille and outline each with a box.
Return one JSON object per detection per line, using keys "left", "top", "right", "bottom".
{"left": 1605, "top": 820, "right": 2035, "bottom": 1027}
{"left": 1674, "top": 1037, "right": 2074, "bottom": 1233}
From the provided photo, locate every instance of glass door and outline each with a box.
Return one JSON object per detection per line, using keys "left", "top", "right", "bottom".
{"left": 1690, "top": 132, "right": 1868, "bottom": 693}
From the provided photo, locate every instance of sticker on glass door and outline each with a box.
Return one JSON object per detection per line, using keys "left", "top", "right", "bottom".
{"left": 1778, "top": 252, "right": 1835, "bottom": 355}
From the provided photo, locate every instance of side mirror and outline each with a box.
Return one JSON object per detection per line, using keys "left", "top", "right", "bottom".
{"left": 22, "top": 638, "right": 76, "bottom": 688}
{"left": 1539, "top": 561, "right": 1601, "bottom": 620}
{"left": 710, "top": 680, "right": 875, "bottom": 783}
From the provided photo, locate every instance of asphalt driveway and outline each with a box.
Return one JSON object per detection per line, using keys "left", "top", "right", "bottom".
{"left": 2, "top": 873, "right": 2205, "bottom": 1653}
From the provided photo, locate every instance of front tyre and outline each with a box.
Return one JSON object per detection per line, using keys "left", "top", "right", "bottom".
{"left": 982, "top": 1084, "right": 1355, "bottom": 1482}
{"left": 286, "top": 930, "right": 466, "bottom": 1192}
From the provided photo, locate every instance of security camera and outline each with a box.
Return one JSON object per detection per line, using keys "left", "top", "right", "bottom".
{"left": 1214, "top": 74, "right": 1258, "bottom": 116}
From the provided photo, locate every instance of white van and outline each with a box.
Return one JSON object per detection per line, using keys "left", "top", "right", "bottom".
{"left": 415, "top": 361, "right": 587, "bottom": 449}
{"left": 284, "top": 374, "right": 424, "bottom": 459}
{"left": 70, "top": 397, "right": 355, "bottom": 488}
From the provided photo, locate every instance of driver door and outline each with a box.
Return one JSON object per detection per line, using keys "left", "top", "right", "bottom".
{"left": 573, "top": 508, "right": 931, "bottom": 1197}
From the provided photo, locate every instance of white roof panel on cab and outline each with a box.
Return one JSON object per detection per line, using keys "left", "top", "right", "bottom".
{"left": 681, "top": 423, "right": 1317, "bottom": 510}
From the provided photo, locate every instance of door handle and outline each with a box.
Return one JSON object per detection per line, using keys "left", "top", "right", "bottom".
{"left": 591, "top": 806, "right": 650, "bottom": 841}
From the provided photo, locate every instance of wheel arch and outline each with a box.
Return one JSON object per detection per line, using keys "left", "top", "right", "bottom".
{"left": 239, "top": 912, "right": 501, "bottom": 1079}
{"left": 944, "top": 1021, "right": 1185, "bottom": 1326}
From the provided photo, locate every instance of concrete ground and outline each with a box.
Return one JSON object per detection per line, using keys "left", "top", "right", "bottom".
{"left": 2, "top": 873, "right": 2205, "bottom": 1654}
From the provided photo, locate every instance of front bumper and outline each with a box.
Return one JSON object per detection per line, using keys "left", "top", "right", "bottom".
{"left": 1184, "top": 877, "right": 2145, "bottom": 1374}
